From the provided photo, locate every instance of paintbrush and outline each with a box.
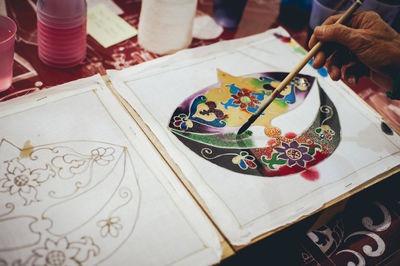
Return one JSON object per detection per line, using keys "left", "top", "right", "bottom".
{"left": 237, "top": 0, "right": 362, "bottom": 135}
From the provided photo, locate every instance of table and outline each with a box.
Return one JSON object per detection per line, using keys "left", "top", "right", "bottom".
{"left": 2, "top": 0, "right": 400, "bottom": 264}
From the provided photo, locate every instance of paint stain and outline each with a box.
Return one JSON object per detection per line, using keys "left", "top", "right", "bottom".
{"left": 300, "top": 168, "right": 319, "bottom": 181}
{"left": 285, "top": 132, "right": 297, "bottom": 139}
{"left": 20, "top": 140, "right": 34, "bottom": 158}
{"left": 273, "top": 33, "right": 291, "bottom": 43}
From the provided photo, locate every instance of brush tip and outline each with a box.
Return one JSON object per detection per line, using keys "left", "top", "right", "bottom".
{"left": 237, "top": 124, "right": 248, "bottom": 135}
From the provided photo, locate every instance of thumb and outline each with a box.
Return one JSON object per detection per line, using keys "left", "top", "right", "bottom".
{"left": 314, "top": 24, "right": 363, "bottom": 53}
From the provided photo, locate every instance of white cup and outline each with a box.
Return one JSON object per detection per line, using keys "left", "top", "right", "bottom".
{"left": 138, "top": 0, "right": 197, "bottom": 55}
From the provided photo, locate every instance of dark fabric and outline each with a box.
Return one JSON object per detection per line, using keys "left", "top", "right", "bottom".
{"left": 300, "top": 173, "right": 400, "bottom": 266}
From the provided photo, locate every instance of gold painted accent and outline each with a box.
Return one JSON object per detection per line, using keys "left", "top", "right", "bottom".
{"left": 20, "top": 140, "right": 34, "bottom": 158}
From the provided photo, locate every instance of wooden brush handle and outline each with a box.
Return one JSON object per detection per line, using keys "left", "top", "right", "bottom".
{"left": 254, "top": 0, "right": 361, "bottom": 117}
{"left": 238, "top": 0, "right": 362, "bottom": 134}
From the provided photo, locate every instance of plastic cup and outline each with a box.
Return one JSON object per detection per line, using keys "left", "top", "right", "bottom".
{"left": 309, "top": 0, "right": 353, "bottom": 29}
{"left": 37, "top": 0, "right": 87, "bottom": 68}
{"left": 360, "top": 0, "right": 400, "bottom": 25}
{"left": 138, "top": 0, "right": 197, "bottom": 55}
{"left": 0, "top": 15, "right": 16, "bottom": 92}
{"left": 213, "top": 0, "right": 248, "bottom": 29}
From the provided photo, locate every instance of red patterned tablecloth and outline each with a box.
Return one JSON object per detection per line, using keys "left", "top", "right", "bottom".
{"left": 1, "top": 0, "right": 235, "bottom": 101}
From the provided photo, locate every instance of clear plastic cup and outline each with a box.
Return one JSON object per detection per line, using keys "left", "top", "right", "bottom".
{"left": 0, "top": 15, "right": 16, "bottom": 92}
{"left": 361, "top": 0, "right": 400, "bottom": 25}
{"left": 309, "top": 0, "right": 353, "bottom": 29}
{"left": 37, "top": 0, "right": 87, "bottom": 68}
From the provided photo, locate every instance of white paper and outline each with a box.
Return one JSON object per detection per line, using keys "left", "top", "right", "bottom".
{"left": 108, "top": 27, "right": 400, "bottom": 245}
{"left": 0, "top": 75, "right": 221, "bottom": 265}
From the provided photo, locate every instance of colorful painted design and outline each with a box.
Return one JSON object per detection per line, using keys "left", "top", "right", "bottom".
{"left": 232, "top": 151, "right": 257, "bottom": 170}
{"left": 173, "top": 113, "right": 193, "bottom": 130}
{"left": 168, "top": 70, "right": 341, "bottom": 179}
{"left": 274, "top": 140, "right": 313, "bottom": 168}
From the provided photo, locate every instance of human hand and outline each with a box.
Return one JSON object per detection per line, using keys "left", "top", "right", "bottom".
{"left": 309, "top": 11, "right": 400, "bottom": 91}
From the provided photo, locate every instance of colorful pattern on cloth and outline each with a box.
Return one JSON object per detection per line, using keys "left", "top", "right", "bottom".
{"left": 168, "top": 71, "right": 341, "bottom": 179}
{"left": 300, "top": 175, "right": 400, "bottom": 265}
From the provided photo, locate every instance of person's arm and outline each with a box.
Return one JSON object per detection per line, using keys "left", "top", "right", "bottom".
{"left": 308, "top": 11, "right": 400, "bottom": 94}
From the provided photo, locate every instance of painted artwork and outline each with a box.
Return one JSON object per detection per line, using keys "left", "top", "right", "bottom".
{"left": 0, "top": 139, "right": 140, "bottom": 265}
{"left": 168, "top": 71, "right": 341, "bottom": 179}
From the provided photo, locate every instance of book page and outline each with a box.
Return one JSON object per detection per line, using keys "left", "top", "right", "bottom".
{"left": 108, "top": 27, "right": 400, "bottom": 246}
{"left": 0, "top": 75, "right": 221, "bottom": 265}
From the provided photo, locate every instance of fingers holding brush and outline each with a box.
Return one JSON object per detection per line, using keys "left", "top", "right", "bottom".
{"left": 308, "top": 11, "right": 400, "bottom": 91}
{"left": 326, "top": 45, "right": 354, "bottom": 81}
{"left": 312, "top": 42, "right": 335, "bottom": 69}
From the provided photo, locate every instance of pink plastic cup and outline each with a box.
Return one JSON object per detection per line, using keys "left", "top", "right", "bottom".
{"left": 37, "top": 0, "right": 87, "bottom": 68}
{"left": 0, "top": 15, "right": 16, "bottom": 92}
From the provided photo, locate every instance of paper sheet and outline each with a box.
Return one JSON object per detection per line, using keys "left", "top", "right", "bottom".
{"left": 108, "top": 27, "right": 400, "bottom": 245}
{"left": 87, "top": 4, "right": 137, "bottom": 48}
{"left": 0, "top": 75, "right": 221, "bottom": 265}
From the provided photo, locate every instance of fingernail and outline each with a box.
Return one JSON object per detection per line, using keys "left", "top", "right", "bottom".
{"left": 312, "top": 58, "right": 317, "bottom": 68}
{"left": 347, "top": 75, "right": 356, "bottom": 85}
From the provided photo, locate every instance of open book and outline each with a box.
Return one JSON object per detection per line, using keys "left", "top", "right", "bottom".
{"left": 1, "top": 27, "right": 399, "bottom": 265}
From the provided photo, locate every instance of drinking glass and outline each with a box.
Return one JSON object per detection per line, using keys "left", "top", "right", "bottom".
{"left": 0, "top": 15, "right": 17, "bottom": 92}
